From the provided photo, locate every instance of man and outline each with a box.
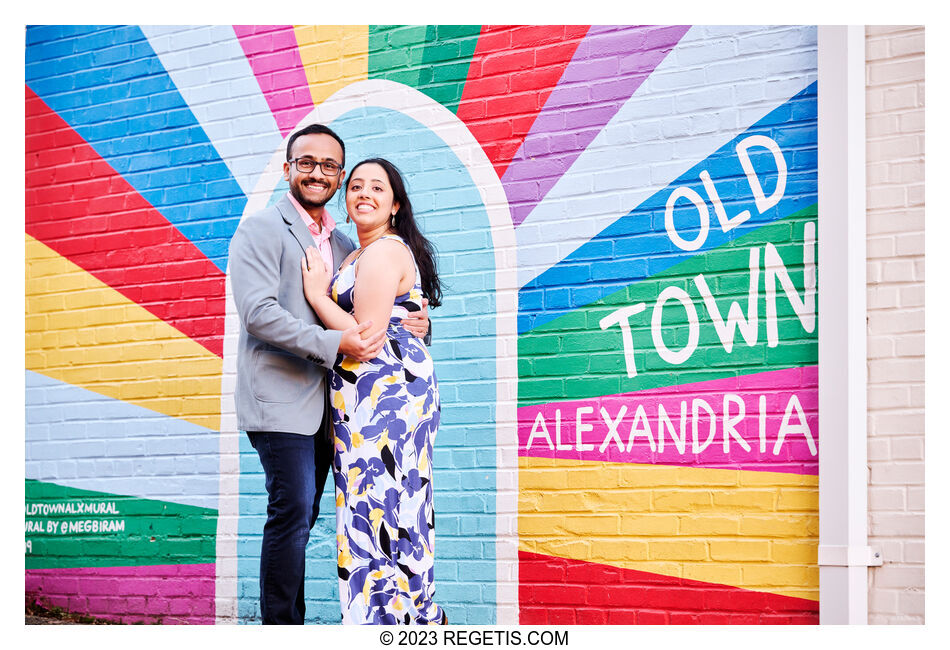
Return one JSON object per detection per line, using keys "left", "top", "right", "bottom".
{"left": 229, "top": 124, "right": 429, "bottom": 624}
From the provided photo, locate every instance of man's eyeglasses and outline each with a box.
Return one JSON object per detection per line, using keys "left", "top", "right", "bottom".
{"left": 288, "top": 158, "right": 343, "bottom": 176}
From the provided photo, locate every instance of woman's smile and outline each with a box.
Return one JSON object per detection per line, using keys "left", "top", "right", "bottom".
{"left": 346, "top": 162, "right": 399, "bottom": 232}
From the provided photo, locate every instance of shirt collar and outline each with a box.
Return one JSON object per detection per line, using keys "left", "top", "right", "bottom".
{"left": 286, "top": 192, "right": 337, "bottom": 238}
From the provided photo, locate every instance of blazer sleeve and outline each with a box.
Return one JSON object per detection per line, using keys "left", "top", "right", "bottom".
{"left": 229, "top": 215, "right": 341, "bottom": 370}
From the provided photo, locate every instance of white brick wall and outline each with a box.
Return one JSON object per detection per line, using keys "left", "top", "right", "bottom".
{"left": 865, "top": 25, "right": 925, "bottom": 625}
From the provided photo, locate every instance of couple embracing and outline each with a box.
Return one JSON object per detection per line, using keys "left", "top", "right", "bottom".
{"left": 229, "top": 124, "right": 446, "bottom": 625}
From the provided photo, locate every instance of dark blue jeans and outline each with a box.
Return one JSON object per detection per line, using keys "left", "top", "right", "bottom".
{"left": 247, "top": 431, "right": 333, "bottom": 625}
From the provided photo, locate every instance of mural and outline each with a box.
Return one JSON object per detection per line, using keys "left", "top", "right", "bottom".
{"left": 25, "top": 25, "right": 818, "bottom": 624}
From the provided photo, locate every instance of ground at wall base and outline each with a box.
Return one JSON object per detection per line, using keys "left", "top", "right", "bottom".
{"left": 26, "top": 598, "right": 119, "bottom": 625}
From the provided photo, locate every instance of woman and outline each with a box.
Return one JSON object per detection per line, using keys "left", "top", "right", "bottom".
{"left": 300, "top": 158, "right": 445, "bottom": 625}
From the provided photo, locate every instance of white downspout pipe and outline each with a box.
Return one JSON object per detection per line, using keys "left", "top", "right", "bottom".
{"left": 817, "top": 25, "right": 881, "bottom": 625}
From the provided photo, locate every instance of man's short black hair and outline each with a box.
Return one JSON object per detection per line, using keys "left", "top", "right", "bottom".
{"left": 286, "top": 123, "right": 346, "bottom": 168}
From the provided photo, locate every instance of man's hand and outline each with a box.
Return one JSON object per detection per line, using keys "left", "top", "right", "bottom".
{"left": 300, "top": 247, "right": 331, "bottom": 305}
{"left": 339, "top": 320, "right": 386, "bottom": 362}
{"left": 401, "top": 298, "right": 430, "bottom": 338}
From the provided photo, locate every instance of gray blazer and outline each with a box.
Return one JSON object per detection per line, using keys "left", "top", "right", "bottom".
{"left": 229, "top": 194, "right": 355, "bottom": 436}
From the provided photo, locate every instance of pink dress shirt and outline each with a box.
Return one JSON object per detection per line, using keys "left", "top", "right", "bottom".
{"left": 286, "top": 192, "right": 337, "bottom": 276}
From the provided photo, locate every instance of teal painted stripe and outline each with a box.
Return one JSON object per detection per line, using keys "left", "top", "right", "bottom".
{"left": 237, "top": 106, "right": 499, "bottom": 624}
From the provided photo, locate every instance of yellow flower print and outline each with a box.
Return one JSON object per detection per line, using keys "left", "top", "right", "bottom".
{"left": 338, "top": 536, "right": 352, "bottom": 567}
{"left": 362, "top": 576, "right": 372, "bottom": 604}
{"left": 347, "top": 466, "right": 365, "bottom": 496}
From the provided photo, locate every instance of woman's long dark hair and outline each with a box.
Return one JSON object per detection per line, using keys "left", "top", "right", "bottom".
{"left": 347, "top": 158, "right": 444, "bottom": 308}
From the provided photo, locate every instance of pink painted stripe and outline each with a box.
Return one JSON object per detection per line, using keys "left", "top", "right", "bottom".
{"left": 26, "top": 563, "right": 215, "bottom": 625}
{"left": 518, "top": 366, "right": 818, "bottom": 475}
{"left": 232, "top": 25, "right": 314, "bottom": 136}
{"left": 503, "top": 25, "right": 690, "bottom": 227}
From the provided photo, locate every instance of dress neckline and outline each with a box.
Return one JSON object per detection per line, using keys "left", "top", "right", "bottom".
{"left": 336, "top": 233, "right": 404, "bottom": 276}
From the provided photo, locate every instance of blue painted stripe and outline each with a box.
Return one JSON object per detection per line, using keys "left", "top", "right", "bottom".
{"left": 25, "top": 370, "right": 219, "bottom": 510}
{"left": 518, "top": 81, "right": 817, "bottom": 334}
{"left": 25, "top": 25, "right": 246, "bottom": 272}
{"left": 515, "top": 25, "right": 817, "bottom": 290}
{"left": 238, "top": 106, "right": 501, "bottom": 624}
{"left": 141, "top": 26, "right": 284, "bottom": 196}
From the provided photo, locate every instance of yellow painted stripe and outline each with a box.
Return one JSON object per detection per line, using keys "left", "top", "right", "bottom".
{"left": 294, "top": 25, "right": 368, "bottom": 108}
{"left": 519, "top": 456, "right": 819, "bottom": 601}
{"left": 25, "top": 235, "right": 222, "bottom": 431}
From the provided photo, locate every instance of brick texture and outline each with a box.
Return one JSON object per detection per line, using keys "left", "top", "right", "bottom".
{"left": 865, "top": 25, "right": 925, "bottom": 625}
{"left": 23, "top": 24, "right": 923, "bottom": 626}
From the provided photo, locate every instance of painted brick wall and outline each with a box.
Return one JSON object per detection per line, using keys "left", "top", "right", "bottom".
{"left": 26, "top": 25, "right": 837, "bottom": 625}
{"left": 865, "top": 25, "right": 925, "bottom": 624}
{"left": 515, "top": 25, "right": 820, "bottom": 624}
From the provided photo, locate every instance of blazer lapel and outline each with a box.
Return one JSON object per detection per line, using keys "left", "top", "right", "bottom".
{"left": 276, "top": 196, "right": 314, "bottom": 257}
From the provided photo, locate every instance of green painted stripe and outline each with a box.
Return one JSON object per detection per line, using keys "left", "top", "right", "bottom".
{"left": 518, "top": 207, "right": 818, "bottom": 407}
{"left": 25, "top": 480, "right": 216, "bottom": 570}
{"left": 368, "top": 25, "right": 482, "bottom": 114}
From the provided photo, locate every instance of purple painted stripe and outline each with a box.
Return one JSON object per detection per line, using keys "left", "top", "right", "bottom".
{"left": 26, "top": 563, "right": 215, "bottom": 625}
{"left": 503, "top": 25, "right": 691, "bottom": 227}
{"left": 518, "top": 366, "right": 818, "bottom": 475}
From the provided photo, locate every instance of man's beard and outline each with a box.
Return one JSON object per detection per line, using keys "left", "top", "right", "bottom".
{"left": 290, "top": 179, "right": 334, "bottom": 209}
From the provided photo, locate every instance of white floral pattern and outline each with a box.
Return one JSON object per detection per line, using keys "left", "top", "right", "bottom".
{"left": 328, "top": 235, "right": 443, "bottom": 625}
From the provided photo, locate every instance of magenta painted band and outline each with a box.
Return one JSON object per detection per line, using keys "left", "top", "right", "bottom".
{"left": 518, "top": 366, "right": 819, "bottom": 475}
{"left": 26, "top": 563, "right": 215, "bottom": 624}
{"left": 232, "top": 25, "right": 313, "bottom": 136}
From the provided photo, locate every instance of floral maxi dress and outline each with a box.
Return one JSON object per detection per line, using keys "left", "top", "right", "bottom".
{"left": 327, "top": 235, "right": 444, "bottom": 625}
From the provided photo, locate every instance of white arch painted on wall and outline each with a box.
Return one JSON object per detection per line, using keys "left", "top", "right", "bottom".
{"left": 217, "top": 79, "right": 519, "bottom": 624}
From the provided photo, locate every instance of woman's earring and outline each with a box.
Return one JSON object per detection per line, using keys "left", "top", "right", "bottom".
{"left": 346, "top": 214, "right": 351, "bottom": 223}
{"left": 391, "top": 212, "right": 397, "bottom": 228}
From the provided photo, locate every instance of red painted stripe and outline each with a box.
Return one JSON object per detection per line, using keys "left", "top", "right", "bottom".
{"left": 457, "top": 25, "right": 590, "bottom": 178}
{"left": 25, "top": 86, "right": 225, "bottom": 358}
{"left": 519, "top": 551, "right": 819, "bottom": 625}
{"left": 26, "top": 564, "right": 215, "bottom": 625}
